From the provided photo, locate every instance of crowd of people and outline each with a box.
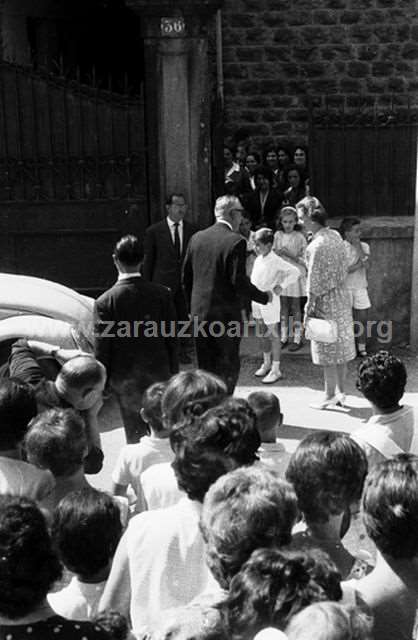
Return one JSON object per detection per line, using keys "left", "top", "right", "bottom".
{"left": 0, "top": 138, "right": 415, "bottom": 640}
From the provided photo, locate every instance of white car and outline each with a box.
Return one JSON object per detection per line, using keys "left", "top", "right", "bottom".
{"left": 0, "top": 273, "right": 94, "bottom": 352}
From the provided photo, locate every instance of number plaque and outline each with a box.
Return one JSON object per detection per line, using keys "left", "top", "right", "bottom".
{"left": 160, "top": 17, "right": 186, "bottom": 36}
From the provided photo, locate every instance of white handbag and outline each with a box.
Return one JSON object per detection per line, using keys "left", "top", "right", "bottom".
{"left": 305, "top": 317, "right": 338, "bottom": 344}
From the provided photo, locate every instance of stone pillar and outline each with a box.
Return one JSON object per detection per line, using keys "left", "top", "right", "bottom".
{"left": 410, "top": 142, "right": 418, "bottom": 349}
{"left": 127, "top": 0, "right": 222, "bottom": 227}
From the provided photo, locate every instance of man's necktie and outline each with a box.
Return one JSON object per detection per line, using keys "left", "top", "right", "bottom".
{"left": 173, "top": 222, "right": 181, "bottom": 260}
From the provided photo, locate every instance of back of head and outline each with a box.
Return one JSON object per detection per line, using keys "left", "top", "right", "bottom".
{"left": 214, "top": 195, "right": 243, "bottom": 221}
{"left": 0, "top": 495, "right": 61, "bottom": 619}
{"left": 25, "top": 408, "right": 88, "bottom": 477}
{"left": 170, "top": 398, "right": 261, "bottom": 503}
{"left": 286, "top": 602, "right": 373, "bottom": 640}
{"left": 356, "top": 350, "right": 406, "bottom": 410}
{"left": 200, "top": 465, "right": 298, "bottom": 588}
{"left": 113, "top": 234, "right": 144, "bottom": 266}
{"left": 254, "top": 227, "right": 274, "bottom": 245}
{"left": 0, "top": 379, "right": 37, "bottom": 450}
{"left": 58, "top": 355, "right": 106, "bottom": 408}
{"left": 362, "top": 453, "right": 418, "bottom": 559}
{"left": 286, "top": 431, "right": 368, "bottom": 524}
{"left": 247, "top": 391, "right": 281, "bottom": 437}
{"left": 142, "top": 381, "right": 167, "bottom": 433}
{"left": 53, "top": 487, "right": 122, "bottom": 579}
{"left": 162, "top": 369, "right": 227, "bottom": 429}
{"left": 225, "top": 548, "right": 342, "bottom": 640}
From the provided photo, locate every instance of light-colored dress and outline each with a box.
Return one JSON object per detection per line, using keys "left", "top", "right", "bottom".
{"left": 306, "top": 227, "right": 356, "bottom": 365}
{"left": 251, "top": 251, "right": 300, "bottom": 325}
{"left": 273, "top": 230, "right": 307, "bottom": 297}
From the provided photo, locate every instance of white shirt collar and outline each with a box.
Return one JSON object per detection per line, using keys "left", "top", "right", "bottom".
{"left": 166, "top": 216, "right": 183, "bottom": 228}
{"left": 118, "top": 272, "right": 142, "bottom": 281}
{"left": 217, "top": 219, "right": 233, "bottom": 230}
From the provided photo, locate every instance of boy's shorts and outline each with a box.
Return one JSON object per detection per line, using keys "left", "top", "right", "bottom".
{"left": 347, "top": 288, "right": 371, "bottom": 310}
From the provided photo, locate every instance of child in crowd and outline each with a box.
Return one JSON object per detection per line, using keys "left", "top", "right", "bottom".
{"left": 0, "top": 378, "right": 54, "bottom": 502}
{"left": 351, "top": 351, "right": 418, "bottom": 469}
{"left": 347, "top": 455, "right": 418, "bottom": 640}
{"left": 112, "top": 382, "right": 171, "bottom": 513}
{"left": 224, "top": 547, "right": 342, "bottom": 640}
{"left": 339, "top": 217, "right": 371, "bottom": 357}
{"left": 139, "top": 370, "right": 227, "bottom": 511}
{"left": 251, "top": 228, "right": 300, "bottom": 383}
{"left": 273, "top": 206, "right": 307, "bottom": 351}
{"left": 286, "top": 431, "right": 370, "bottom": 580}
{"left": 49, "top": 488, "right": 123, "bottom": 621}
{"left": 247, "top": 390, "right": 291, "bottom": 476}
{"left": 25, "top": 407, "right": 91, "bottom": 513}
{"left": 285, "top": 602, "right": 373, "bottom": 640}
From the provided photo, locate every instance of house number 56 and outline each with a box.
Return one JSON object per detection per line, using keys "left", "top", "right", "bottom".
{"left": 161, "top": 18, "right": 186, "bottom": 36}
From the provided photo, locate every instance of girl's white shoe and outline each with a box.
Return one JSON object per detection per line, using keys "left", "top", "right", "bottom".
{"left": 255, "top": 363, "right": 271, "bottom": 377}
{"left": 262, "top": 369, "right": 283, "bottom": 384}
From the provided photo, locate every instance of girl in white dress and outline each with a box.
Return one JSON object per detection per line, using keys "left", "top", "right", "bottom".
{"left": 251, "top": 228, "right": 300, "bottom": 384}
{"left": 273, "top": 206, "right": 307, "bottom": 351}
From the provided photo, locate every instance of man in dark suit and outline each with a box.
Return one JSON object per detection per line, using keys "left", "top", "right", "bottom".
{"left": 94, "top": 235, "right": 178, "bottom": 443}
{"left": 182, "top": 195, "right": 272, "bottom": 394}
{"left": 142, "top": 193, "right": 197, "bottom": 363}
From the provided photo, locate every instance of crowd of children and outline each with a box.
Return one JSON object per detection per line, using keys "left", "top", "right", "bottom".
{"left": 0, "top": 345, "right": 416, "bottom": 639}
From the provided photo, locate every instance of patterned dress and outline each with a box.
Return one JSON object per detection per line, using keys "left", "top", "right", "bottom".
{"left": 306, "top": 227, "right": 356, "bottom": 365}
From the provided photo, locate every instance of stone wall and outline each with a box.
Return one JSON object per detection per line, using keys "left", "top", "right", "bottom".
{"left": 221, "top": 0, "right": 418, "bottom": 145}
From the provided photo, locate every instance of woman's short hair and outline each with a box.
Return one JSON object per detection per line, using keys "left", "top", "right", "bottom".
{"left": 0, "top": 495, "right": 62, "bottom": 619}
{"left": 356, "top": 351, "right": 406, "bottom": 410}
{"left": 0, "top": 379, "right": 37, "bottom": 449}
{"left": 25, "top": 408, "right": 88, "bottom": 477}
{"left": 286, "top": 431, "right": 368, "bottom": 524}
{"left": 285, "top": 601, "right": 373, "bottom": 640}
{"left": 113, "top": 234, "right": 143, "bottom": 266}
{"left": 171, "top": 398, "right": 261, "bottom": 502}
{"left": 362, "top": 454, "right": 418, "bottom": 559}
{"left": 339, "top": 217, "right": 361, "bottom": 240}
{"left": 53, "top": 488, "right": 123, "bottom": 579}
{"left": 200, "top": 466, "right": 298, "bottom": 588}
{"left": 162, "top": 369, "right": 227, "bottom": 429}
{"left": 225, "top": 547, "right": 342, "bottom": 640}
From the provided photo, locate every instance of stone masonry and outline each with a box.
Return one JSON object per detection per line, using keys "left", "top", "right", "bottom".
{"left": 221, "top": 0, "right": 418, "bottom": 145}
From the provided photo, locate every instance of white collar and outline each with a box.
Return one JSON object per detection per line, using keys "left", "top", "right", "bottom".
{"left": 217, "top": 219, "right": 233, "bottom": 230}
{"left": 167, "top": 216, "right": 183, "bottom": 228}
{"left": 118, "top": 272, "right": 142, "bottom": 280}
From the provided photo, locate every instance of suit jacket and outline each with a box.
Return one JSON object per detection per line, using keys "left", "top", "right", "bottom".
{"left": 242, "top": 189, "right": 283, "bottom": 229}
{"left": 94, "top": 277, "right": 179, "bottom": 391}
{"left": 182, "top": 222, "right": 269, "bottom": 322}
{"left": 142, "top": 219, "right": 197, "bottom": 295}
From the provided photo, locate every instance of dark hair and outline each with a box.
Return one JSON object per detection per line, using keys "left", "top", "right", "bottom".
{"left": 201, "top": 466, "right": 298, "bottom": 588}
{"left": 165, "top": 193, "right": 186, "bottom": 206}
{"left": 225, "top": 547, "right": 342, "bottom": 639}
{"left": 339, "top": 217, "right": 361, "bottom": 240}
{"left": 245, "top": 151, "right": 261, "bottom": 164}
{"left": 171, "top": 398, "right": 261, "bottom": 502}
{"left": 53, "top": 488, "right": 122, "bottom": 579}
{"left": 264, "top": 146, "right": 278, "bottom": 162}
{"left": 25, "top": 408, "right": 87, "bottom": 477}
{"left": 293, "top": 145, "right": 308, "bottom": 163}
{"left": 362, "top": 454, "right": 418, "bottom": 559}
{"left": 162, "top": 370, "right": 227, "bottom": 429}
{"left": 113, "top": 234, "right": 144, "bottom": 266}
{"left": 277, "top": 145, "right": 291, "bottom": 164}
{"left": 0, "top": 495, "right": 62, "bottom": 619}
{"left": 356, "top": 351, "right": 406, "bottom": 410}
{"left": 285, "top": 164, "right": 304, "bottom": 184}
{"left": 286, "top": 431, "right": 368, "bottom": 524}
{"left": 254, "top": 228, "right": 274, "bottom": 245}
{"left": 0, "top": 379, "right": 37, "bottom": 449}
{"left": 254, "top": 165, "right": 274, "bottom": 187}
{"left": 247, "top": 391, "right": 281, "bottom": 434}
{"left": 94, "top": 610, "right": 129, "bottom": 640}
{"left": 142, "top": 382, "right": 167, "bottom": 433}
{"left": 307, "top": 202, "right": 328, "bottom": 227}
{"left": 59, "top": 355, "right": 106, "bottom": 393}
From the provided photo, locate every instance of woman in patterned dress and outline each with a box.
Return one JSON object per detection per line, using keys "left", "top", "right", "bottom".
{"left": 298, "top": 203, "right": 356, "bottom": 409}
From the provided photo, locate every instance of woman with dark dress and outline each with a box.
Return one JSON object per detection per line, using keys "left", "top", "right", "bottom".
{"left": 0, "top": 495, "right": 111, "bottom": 640}
{"left": 243, "top": 166, "right": 283, "bottom": 230}
{"left": 283, "top": 165, "right": 306, "bottom": 206}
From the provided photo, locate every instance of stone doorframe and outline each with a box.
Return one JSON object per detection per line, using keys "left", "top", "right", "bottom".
{"left": 127, "top": 0, "right": 222, "bottom": 228}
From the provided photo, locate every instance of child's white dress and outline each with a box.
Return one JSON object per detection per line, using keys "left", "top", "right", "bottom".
{"left": 251, "top": 251, "right": 300, "bottom": 325}
{"left": 273, "top": 230, "right": 307, "bottom": 297}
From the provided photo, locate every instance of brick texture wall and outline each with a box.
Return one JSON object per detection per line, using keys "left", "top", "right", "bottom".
{"left": 221, "top": 0, "right": 418, "bottom": 146}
